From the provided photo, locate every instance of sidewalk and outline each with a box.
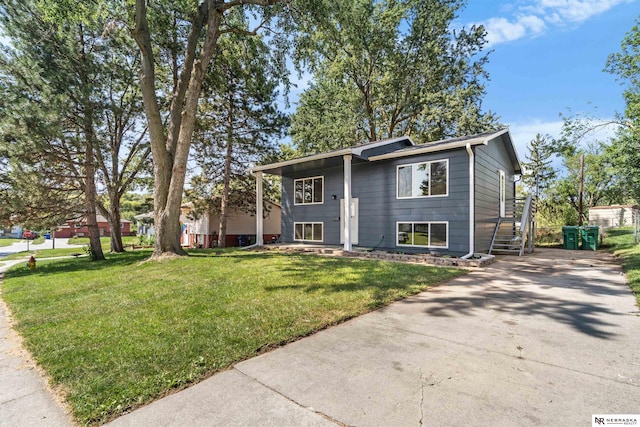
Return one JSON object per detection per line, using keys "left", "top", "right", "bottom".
{"left": 0, "top": 238, "right": 81, "bottom": 258}
{"left": 0, "top": 260, "right": 73, "bottom": 427}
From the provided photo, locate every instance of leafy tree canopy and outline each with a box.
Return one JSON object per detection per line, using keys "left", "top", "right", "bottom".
{"left": 291, "top": 0, "right": 498, "bottom": 153}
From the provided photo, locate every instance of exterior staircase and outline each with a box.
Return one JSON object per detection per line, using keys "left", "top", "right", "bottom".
{"left": 489, "top": 196, "right": 536, "bottom": 256}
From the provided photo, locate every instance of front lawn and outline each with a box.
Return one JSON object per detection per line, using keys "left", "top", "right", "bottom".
{"left": 1, "top": 249, "right": 464, "bottom": 425}
{"left": 2, "top": 236, "right": 139, "bottom": 260}
{"left": 67, "top": 236, "right": 139, "bottom": 246}
{"left": 603, "top": 227, "right": 640, "bottom": 305}
{"left": 0, "top": 238, "right": 20, "bottom": 247}
{"left": 1, "top": 246, "right": 88, "bottom": 261}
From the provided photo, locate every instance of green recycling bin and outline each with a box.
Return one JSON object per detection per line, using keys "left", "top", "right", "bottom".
{"left": 562, "top": 226, "right": 580, "bottom": 250}
{"left": 580, "top": 226, "right": 599, "bottom": 251}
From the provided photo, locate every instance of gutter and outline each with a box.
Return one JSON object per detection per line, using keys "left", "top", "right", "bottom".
{"left": 461, "top": 143, "right": 476, "bottom": 259}
{"left": 368, "top": 129, "right": 508, "bottom": 162}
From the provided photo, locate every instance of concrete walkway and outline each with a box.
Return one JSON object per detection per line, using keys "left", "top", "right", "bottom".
{"left": 0, "top": 238, "right": 82, "bottom": 259}
{"left": 0, "top": 260, "right": 72, "bottom": 427}
{"left": 1, "top": 249, "right": 638, "bottom": 426}
{"left": 106, "top": 249, "right": 639, "bottom": 426}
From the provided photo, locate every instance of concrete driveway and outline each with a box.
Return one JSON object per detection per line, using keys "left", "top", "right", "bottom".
{"left": 108, "top": 248, "right": 639, "bottom": 427}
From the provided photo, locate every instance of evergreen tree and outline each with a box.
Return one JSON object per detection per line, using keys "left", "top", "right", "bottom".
{"left": 0, "top": 1, "right": 150, "bottom": 257}
{"left": 187, "top": 27, "right": 287, "bottom": 247}
{"left": 521, "top": 134, "right": 556, "bottom": 199}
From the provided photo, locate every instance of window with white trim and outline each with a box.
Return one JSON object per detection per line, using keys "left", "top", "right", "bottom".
{"left": 397, "top": 222, "right": 448, "bottom": 248}
{"left": 294, "top": 176, "right": 324, "bottom": 205}
{"left": 294, "top": 222, "right": 323, "bottom": 242}
{"left": 397, "top": 160, "right": 448, "bottom": 198}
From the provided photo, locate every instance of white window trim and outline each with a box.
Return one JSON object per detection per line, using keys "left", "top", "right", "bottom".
{"left": 293, "top": 222, "right": 324, "bottom": 242}
{"left": 396, "top": 159, "right": 449, "bottom": 199}
{"left": 396, "top": 221, "right": 449, "bottom": 249}
{"left": 294, "top": 176, "right": 324, "bottom": 205}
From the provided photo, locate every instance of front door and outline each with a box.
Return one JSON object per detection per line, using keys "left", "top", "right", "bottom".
{"left": 340, "top": 198, "right": 359, "bottom": 245}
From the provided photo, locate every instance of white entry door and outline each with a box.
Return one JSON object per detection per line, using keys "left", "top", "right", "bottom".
{"left": 340, "top": 198, "right": 359, "bottom": 245}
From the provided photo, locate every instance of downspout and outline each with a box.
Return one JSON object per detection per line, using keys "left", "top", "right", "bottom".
{"left": 461, "top": 143, "right": 475, "bottom": 259}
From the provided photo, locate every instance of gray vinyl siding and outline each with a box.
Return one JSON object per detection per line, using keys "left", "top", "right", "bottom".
{"left": 281, "top": 167, "right": 344, "bottom": 244}
{"left": 281, "top": 150, "right": 471, "bottom": 256}
{"left": 474, "top": 140, "right": 517, "bottom": 252}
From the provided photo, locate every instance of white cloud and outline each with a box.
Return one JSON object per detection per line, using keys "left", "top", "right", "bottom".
{"left": 484, "top": 15, "right": 546, "bottom": 45}
{"left": 507, "top": 119, "right": 564, "bottom": 161}
{"left": 534, "top": 0, "right": 628, "bottom": 23}
{"left": 477, "top": 0, "right": 633, "bottom": 46}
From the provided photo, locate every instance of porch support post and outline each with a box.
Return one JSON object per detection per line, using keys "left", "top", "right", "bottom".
{"left": 255, "top": 171, "right": 264, "bottom": 246}
{"left": 343, "top": 154, "right": 352, "bottom": 251}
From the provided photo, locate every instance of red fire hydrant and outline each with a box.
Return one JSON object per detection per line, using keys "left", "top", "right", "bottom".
{"left": 27, "top": 256, "right": 36, "bottom": 270}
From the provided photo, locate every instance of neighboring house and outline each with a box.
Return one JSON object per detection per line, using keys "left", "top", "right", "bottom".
{"left": 180, "top": 202, "right": 281, "bottom": 248}
{"left": 0, "top": 226, "right": 22, "bottom": 238}
{"left": 55, "top": 215, "right": 132, "bottom": 238}
{"left": 589, "top": 205, "right": 639, "bottom": 228}
{"left": 134, "top": 212, "right": 155, "bottom": 237}
{"left": 250, "top": 129, "right": 525, "bottom": 257}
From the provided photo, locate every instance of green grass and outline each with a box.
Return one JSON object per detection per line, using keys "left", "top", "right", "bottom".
{"left": 1, "top": 246, "right": 88, "bottom": 261}
{"left": 0, "top": 238, "right": 20, "bottom": 247}
{"left": 1, "top": 249, "right": 464, "bottom": 425}
{"left": 603, "top": 227, "right": 640, "bottom": 306}
{"left": 1, "top": 236, "right": 141, "bottom": 260}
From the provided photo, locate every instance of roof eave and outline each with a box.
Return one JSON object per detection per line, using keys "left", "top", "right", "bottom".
{"left": 251, "top": 148, "right": 353, "bottom": 174}
{"left": 368, "top": 138, "right": 489, "bottom": 161}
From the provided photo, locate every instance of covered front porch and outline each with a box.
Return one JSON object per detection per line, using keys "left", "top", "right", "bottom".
{"left": 251, "top": 150, "right": 359, "bottom": 251}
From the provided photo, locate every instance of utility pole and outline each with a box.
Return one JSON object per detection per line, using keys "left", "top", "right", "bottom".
{"left": 578, "top": 153, "right": 584, "bottom": 226}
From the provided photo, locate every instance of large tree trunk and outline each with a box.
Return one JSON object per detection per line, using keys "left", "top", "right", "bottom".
{"left": 108, "top": 195, "right": 125, "bottom": 253}
{"left": 97, "top": 201, "right": 125, "bottom": 253}
{"left": 218, "top": 98, "right": 234, "bottom": 248}
{"left": 132, "top": 0, "right": 222, "bottom": 258}
{"left": 131, "top": 0, "right": 284, "bottom": 258}
{"left": 84, "top": 125, "right": 106, "bottom": 261}
{"left": 79, "top": 25, "right": 105, "bottom": 261}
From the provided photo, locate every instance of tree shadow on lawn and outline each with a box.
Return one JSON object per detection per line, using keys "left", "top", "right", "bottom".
{"left": 186, "top": 249, "right": 275, "bottom": 260}
{"left": 262, "top": 255, "right": 461, "bottom": 309}
{"left": 412, "top": 260, "right": 629, "bottom": 340}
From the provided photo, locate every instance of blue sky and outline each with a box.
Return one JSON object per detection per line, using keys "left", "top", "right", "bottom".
{"left": 456, "top": 0, "right": 639, "bottom": 159}
{"left": 286, "top": 0, "right": 638, "bottom": 162}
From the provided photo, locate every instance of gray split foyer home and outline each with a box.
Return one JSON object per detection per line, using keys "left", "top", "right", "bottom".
{"left": 251, "top": 128, "right": 531, "bottom": 257}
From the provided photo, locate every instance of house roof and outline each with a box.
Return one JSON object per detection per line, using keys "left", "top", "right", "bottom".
{"left": 66, "top": 215, "right": 132, "bottom": 224}
{"left": 134, "top": 212, "right": 154, "bottom": 220}
{"left": 251, "top": 136, "right": 415, "bottom": 175}
{"left": 252, "top": 129, "right": 521, "bottom": 175}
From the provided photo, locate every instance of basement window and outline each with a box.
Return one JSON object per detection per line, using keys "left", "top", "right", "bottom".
{"left": 397, "top": 222, "right": 448, "bottom": 248}
{"left": 294, "top": 222, "right": 323, "bottom": 242}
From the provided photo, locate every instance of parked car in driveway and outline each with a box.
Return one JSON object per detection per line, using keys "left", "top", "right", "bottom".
{"left": 22, "top": 230, "right": 38, "bottom": 239}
